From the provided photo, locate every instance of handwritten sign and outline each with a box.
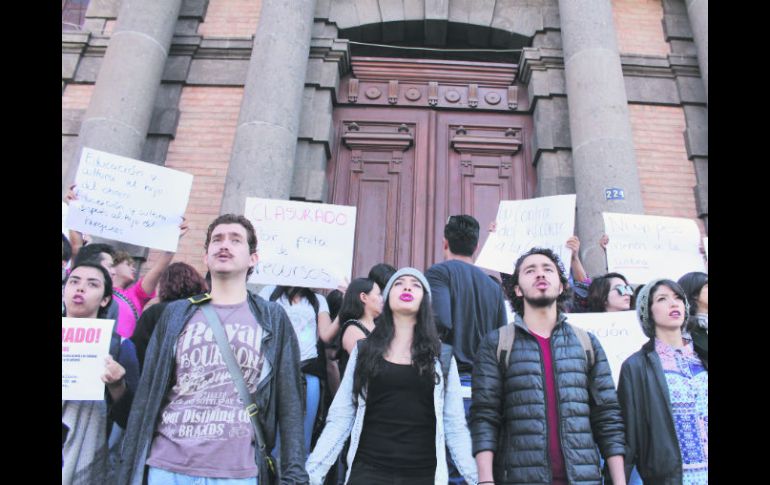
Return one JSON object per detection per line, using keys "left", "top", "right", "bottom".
{"left": 62, "top": 318, "right": 115, "bottom": 401}
{"left": 603, "top": 212, "right": 706, "bottom": 284}
{"left": 566, "top": 311, "right": 647, "bottom": 387}
{"left": 65, "top": 148, "right": 193, "bottom": 252}
{"left": 475, "top": 194, "right": 576, "bottom": 276}
{"left": 245, "top": 198, "right": 356, "bottom": 289}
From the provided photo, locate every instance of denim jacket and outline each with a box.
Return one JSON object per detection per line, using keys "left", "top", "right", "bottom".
{"left": 306, "top": 345, "right": 478, "bottom": 485}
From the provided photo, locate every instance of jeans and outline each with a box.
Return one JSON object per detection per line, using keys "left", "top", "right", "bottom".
{"left": 446, "top": 372, "right": 472, "bottom": 485}
{"left": 304, "top": 374, "right": 321, "bottom": 454}
{"left": 148, "top": 467, "right": 258, "bottom": 485}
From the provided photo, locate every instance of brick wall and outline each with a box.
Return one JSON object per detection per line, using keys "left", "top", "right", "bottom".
{"left": 629, "top": 104, "right": 704, "bottom": 234}
{"left": 62, "top": 84, "right": 94, "bottom": 110}
{"left": 143, "top": 87, "right": 244, "bottom": 278}
{"left": 198, "top": 0, "right": 262, "bottom": 38}
{"left": 612, "top": 0, "right": 669, "bottom": 56}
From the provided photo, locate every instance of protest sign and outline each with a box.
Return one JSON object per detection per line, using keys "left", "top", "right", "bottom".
{"left": 62, "top": 318, "right": 115, "bottom": 401}
{"left": 566, "top": 311, "right": 647, "bottom": 388}
{"left": 602, "top": 212, "right": 706, "bottom": 284}
{"left": 245, "top": 198, "right": 357, "bottom": 290}
{"left": 475, "top": 194, "right": 576, "bottom": 276}
{"left": 66, "top": 147, "right": 193, "bottom": 252}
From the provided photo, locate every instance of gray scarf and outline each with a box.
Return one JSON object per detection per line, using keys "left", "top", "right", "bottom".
{"left": 62, "top": 400, "right": 108, "bottom": 485}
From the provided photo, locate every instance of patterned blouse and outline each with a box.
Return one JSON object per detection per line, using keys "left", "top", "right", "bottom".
{"left": 655, "top": 337, "right": 708, "bottom": 485}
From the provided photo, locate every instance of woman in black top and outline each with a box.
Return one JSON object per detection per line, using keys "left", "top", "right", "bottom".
{"left": 307, "top": 268, "right": 478, "bottom": 485}
{"left": 336, "top": 278, "right": 383, "bottom": 377}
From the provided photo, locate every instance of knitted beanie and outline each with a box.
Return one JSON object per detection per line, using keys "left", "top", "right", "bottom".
{"left": 382, "top": 267, "right": 431, "bottom": 302}
{"left": 636, "top": 278, "right": 690, "bottom": 338}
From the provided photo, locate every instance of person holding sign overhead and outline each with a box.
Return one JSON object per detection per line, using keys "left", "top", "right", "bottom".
{"left": 62, "top": 262, "right": 139, "bottom": 484}
{"left": 307, "top": 267, "right": 477, "bottom": 485}
{"left": 615, "top": 279, "right": 708, "bottom": 484}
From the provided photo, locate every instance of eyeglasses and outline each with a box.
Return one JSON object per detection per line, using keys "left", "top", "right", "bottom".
{"left": 614, "top": 284, "right": 634, "bottom": 297}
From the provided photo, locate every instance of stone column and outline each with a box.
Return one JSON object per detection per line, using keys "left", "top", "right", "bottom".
{"left": 219, "top": 0, "right": 317, "bottom": 215}
{"left": 63, "top": 0, "right": 184, "bottom": 192}
{"left": 558, "top": 0, "right": 645, "bottom": 276}
{"left": 685, "top": 0, "right": 708, "bottom": 100}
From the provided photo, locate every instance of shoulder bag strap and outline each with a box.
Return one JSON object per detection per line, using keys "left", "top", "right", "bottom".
{"left": 199, "top": 304, "right": 272, "bottom": 464}
{"left": 496, "top": 323, "right": 516, "bottom": 373}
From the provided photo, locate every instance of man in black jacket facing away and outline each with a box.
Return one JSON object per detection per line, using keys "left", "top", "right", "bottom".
{"left": 471, "top": 247, "right": 626, "bottom": 485}
{"left": 426, "top": 214, "right": 507, "bottom": 485}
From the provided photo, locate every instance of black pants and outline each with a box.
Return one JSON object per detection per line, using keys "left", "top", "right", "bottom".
{"left": 348, "top": 460, "right": 434, "bottom": 485}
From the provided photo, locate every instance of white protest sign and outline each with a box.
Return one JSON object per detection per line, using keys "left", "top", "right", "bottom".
{"left": 566, "top": 311, "right": 647, "bottom": 388}
{"left": 62, "top": 318, "right": 115, "bottom": 401}
{"left": 62, "top": 201, "right": 69, "bottom": 236}
{"left": 603, "top": 212, "right": 706, "bottom": 284}
{"left": 475, "top": 194, "right": 576, "bottom": 276}
{"left": 245, "top": 198, "right": 357, "bottom": 290}
{"left": 66, "top": 147, "right": 193, "bottom": 252}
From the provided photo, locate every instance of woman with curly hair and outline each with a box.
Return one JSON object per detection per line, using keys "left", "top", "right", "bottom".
{"left": 306, "top": 268, "right": 477, "bottom": 485}
{"left": 130, "top": 262, "right": 208, "bottom": 369}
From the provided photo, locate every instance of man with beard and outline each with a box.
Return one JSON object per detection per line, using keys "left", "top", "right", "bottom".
{"left": 470, "top": 248, "right": 627, "bottom": 485}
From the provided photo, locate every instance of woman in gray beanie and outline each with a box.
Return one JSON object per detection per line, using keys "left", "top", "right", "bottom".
{"left": 614, "top": 279, "right": 708, "bottom": 485}
{"left": 307, "top": 267, "right": 478, "bottom": 485}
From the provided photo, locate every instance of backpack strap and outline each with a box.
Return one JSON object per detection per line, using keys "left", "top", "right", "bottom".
{"left": 568, "top": 324, "right": 595, "bottom": 369}
{"left": 496, "top": 324, "right": 516, "bottom": 373}
{"left": 188, "top": 293, "right": 213, "bottom": 305}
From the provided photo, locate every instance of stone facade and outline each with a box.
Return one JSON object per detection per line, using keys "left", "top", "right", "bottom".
{"left": 62, "top": 0, "right": 707, "bottom": 277}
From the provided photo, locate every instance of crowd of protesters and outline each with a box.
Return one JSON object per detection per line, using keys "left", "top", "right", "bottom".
{"left": 62, "top": 184, "right": 708, "bottom": 485}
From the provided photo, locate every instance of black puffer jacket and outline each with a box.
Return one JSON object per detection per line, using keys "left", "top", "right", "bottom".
{"left": 470, "top": 313, "right": 625, "bottom": 484}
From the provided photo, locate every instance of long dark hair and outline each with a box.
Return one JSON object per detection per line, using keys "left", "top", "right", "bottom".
{"left": 338, "top": 278, "right": 376, "bottom": 324}
{"left": 352, "top": 288, "right": 440, "bottom": 402}
{"left": 269, "top": 286, "right": 319, "bottom": 315}
{"left": 62, "top": 261, "right": 114, "bottom": 319}
{"left": 587, "top": 272, "right": 633, "bottom": 312}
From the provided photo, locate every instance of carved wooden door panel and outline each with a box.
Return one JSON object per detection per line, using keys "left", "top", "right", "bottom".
{"left": 329, "top": 108, "right": 431, "bottom": 276}
{"left": 433, "top": 111, "right": 536, "bottom": 267}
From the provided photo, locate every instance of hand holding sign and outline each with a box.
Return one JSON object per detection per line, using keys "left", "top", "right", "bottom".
{"left": 475, "top": 195, "right": 577, "bottom": 276}
{"left": 66, "top": 148, "right": 193, "bottom": 252}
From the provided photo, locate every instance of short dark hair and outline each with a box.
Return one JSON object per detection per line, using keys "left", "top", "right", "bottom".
{"left": 508, "top": 247, "right": 572, "bottom": 316}
{"left": 204, "top": 214, "right": 258, "bottom": 277}
{"left": 74, "top": 243, "right": 115, "bottom": 267}
{"left": 587, "top": 272, "right": 632, "bottom": 312}
{"left": 325, "top": 289, "right": 344, "bottom": 321}
{"left": 62, "top": 234, "right": 72, "bottom": 262}
{"left": 444, "top": 215, "right": 480, "bottom": 256}
{"left": 367, "top": 263, "right": 396, "bottom": 291}
{"left": 158, "top": 262, "right": 209, "bottom": 302}
{"left": 63, "top": 261, "right": 114, "bottom": 319}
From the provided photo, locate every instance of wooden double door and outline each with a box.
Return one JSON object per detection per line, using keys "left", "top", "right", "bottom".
{"left": 328, "top": 104, "right": 535, "bottom": 277}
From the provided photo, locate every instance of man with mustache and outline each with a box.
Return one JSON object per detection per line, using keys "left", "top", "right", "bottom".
{"left": 471, "top": 248, "right": 627, "bottom": 485}
{"left": 118, "top": 214, "right": 308, "bottom": 485}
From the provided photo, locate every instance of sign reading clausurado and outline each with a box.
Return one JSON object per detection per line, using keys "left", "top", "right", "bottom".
{"left": 602, "top": 212, "right": 706, "bottom": 284}
{"left": 66, "top": 147, "right": 193, "bottom": 252}
{"left": 62, "top": 318, "right": 115, "bottom": 401}
{"left": 475, "top": 194, "right": 577, "bottom": 276}
{"left": 565, "top": 311, "right": 648, "bottom": 388}
{"left": 245, "top": 197, "right": 356, "bottom": 290}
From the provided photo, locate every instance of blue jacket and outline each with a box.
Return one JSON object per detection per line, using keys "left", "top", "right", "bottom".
{"left": 306, "top": 344, "right": 478, "bottom": 485}
{"left": 117, "top": 292, "right": 309, "bottom": 485}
